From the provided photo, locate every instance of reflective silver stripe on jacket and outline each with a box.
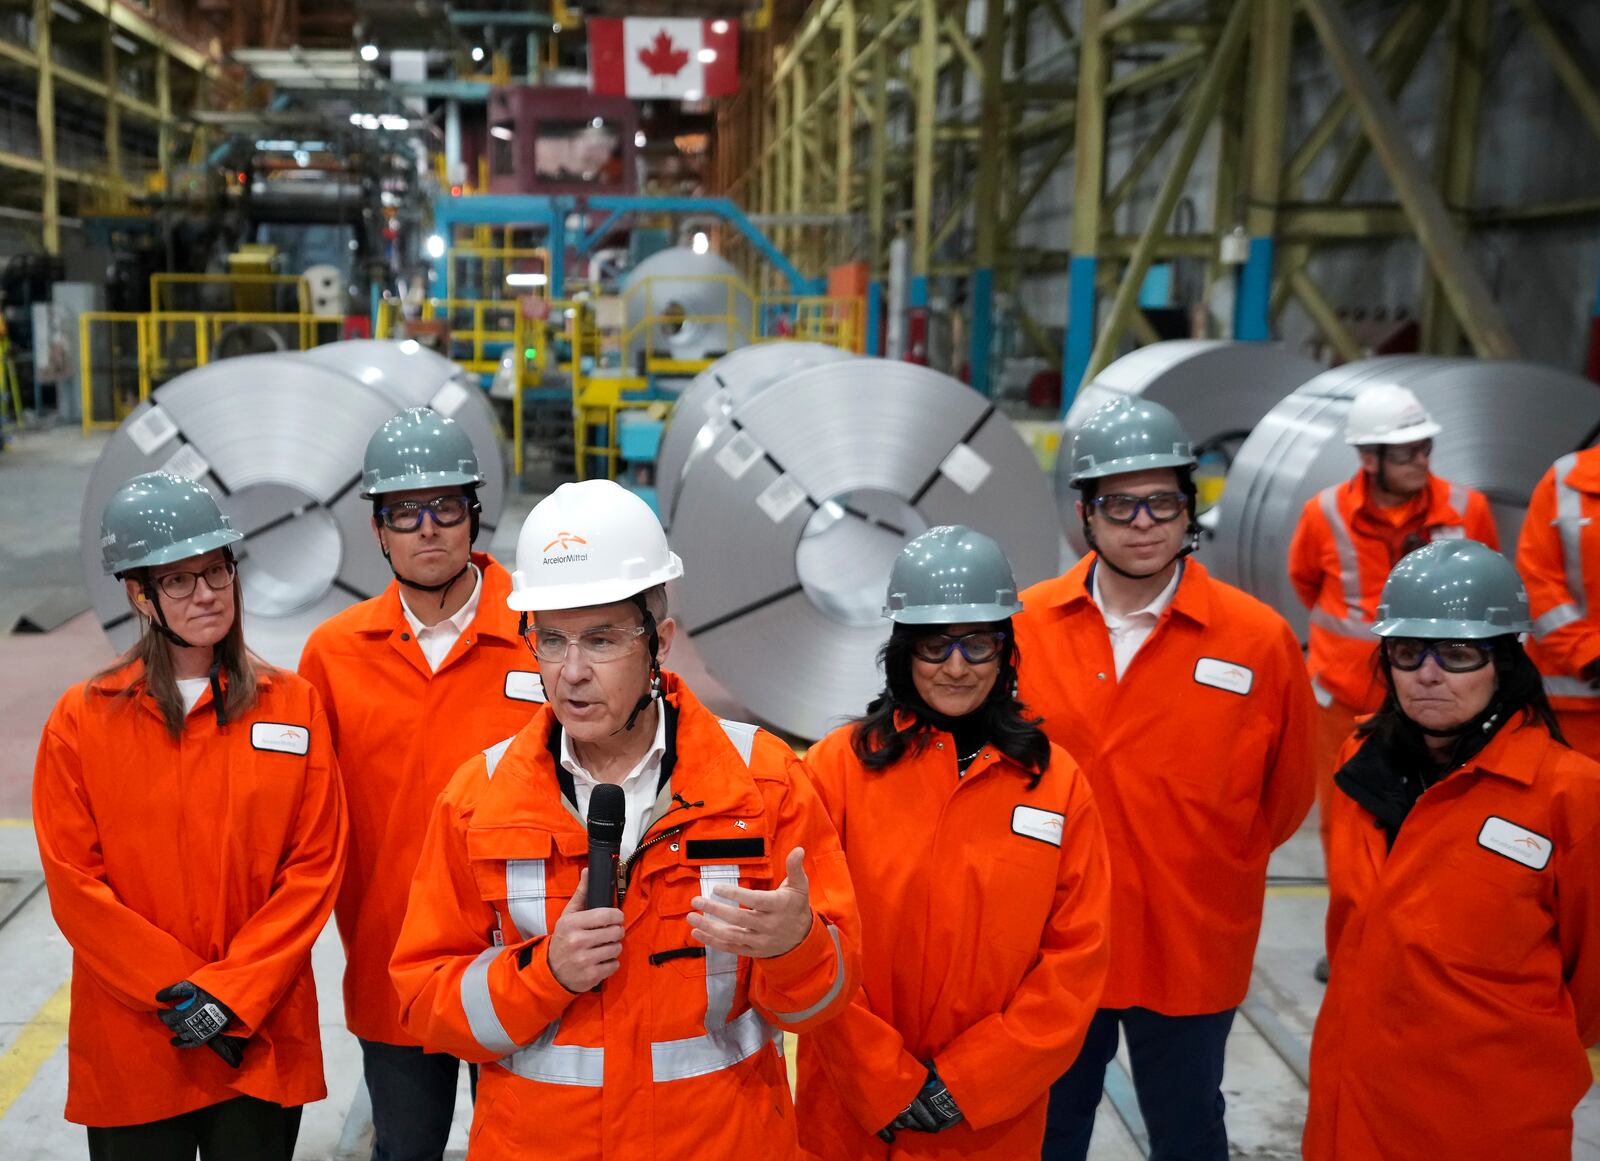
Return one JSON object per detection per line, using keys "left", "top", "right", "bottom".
{"left": 504, "top": 1021, "right": 607, "bottom": 1086}
{"left": 1545, "top": 675, "right": 1600, "bottom": 700}
{"left": 699, "top": 864, "right": 742, "bottom": 1031}
{"left": 1534, "top": 453, "right": 1590, "bottom": 641}
{"left": 483, "top": 735, "right": 515, "bottom": 779}
{"left": 1447, "top": 482, "right": 1468, "bottom": 515}
{"left": 1318, "top": 486, "right": 1368, "bottom": 623}
{"left": 652, "top": 1005, "right": 774, "bottom": 1083}
{"left": 718, "top": 718, "right": 759, "bottom": 765}
{"left": 461, "top": 946, "right": 518, "bottom": 1057}
{"left": 770, "top": 924, "right": 847, "bottom": 1024}
{"left": 1310, "top": 606, "right": 1375, "bottom": 640}
{"left": 505, "top": 860, "right": 548, "bottom": 939}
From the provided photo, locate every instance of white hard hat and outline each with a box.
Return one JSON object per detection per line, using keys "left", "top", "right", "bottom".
{"left": 508, "top": 479, "right": 684, "bottom": 612}
{"left": 1344, "top": 383, "right": 1443, "bottom": 446}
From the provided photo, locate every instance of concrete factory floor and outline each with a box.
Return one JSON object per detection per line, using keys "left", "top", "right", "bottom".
{"left": 3, "top": 423, "right": 1600, "bottom": 1158}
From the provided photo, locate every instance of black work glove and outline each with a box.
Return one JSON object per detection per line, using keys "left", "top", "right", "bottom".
{"left": 155, "top": 981, "right": 246, "bottom": 1068}
{"left": 877, "top": 1065, "right": 964, "bottom": 1140}
{"left": 1583, "top": 659, "right": 1600, "bottom": 691}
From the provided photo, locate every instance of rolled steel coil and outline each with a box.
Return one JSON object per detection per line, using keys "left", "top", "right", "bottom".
{"left": 621, "top": 247, "right": 753, "bottom": 366}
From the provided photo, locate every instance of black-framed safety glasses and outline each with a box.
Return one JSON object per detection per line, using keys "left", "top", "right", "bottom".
{"left": 149, "top": 557, "right": 236, "bottom": 600}
{"left": 1090, "top": 491, "right": 1188, "bottom": 525}
{"left": 377, "top": 495, "right": 472, "bottom": 532}
{"left": 1383, "top": 638, "right": 1493, "bottom": 673}
{"left": 910, "top": 629, "right": 1007, "bottom": 665}
{"left": 1381, "top": 439, "right": 1433, "bottom": 465}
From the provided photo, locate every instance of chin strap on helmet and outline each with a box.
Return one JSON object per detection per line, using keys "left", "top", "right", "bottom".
{"left": 616, "top": 593, "right": 664, "bottom": 735}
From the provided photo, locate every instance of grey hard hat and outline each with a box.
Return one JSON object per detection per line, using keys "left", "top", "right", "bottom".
{"left": 360, "top": 406, "right": 483, "bottom": 497}
{"left": 1066, "top": 396, "right": 1197, "bottom": 485}
{"left": 1372, "top": 539, "right": 1531, "bottom": 639}
{"left": 100, "top": 471, "right": 243, "bottom": 576}
{"left": 884, "top": 525, "right": 1023, "bottom": 624}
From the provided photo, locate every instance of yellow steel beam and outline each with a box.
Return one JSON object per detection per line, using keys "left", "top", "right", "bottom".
{"left": 912, "top": 0, "right": 937, "bottom": 280}
{"left": 1288, "top": 268, "right": 1363, "bottom": 363}
{"left": 1099, "top": 0, "right": 1171, "bottom": 37}
{"left": 1104, "top": 69, "right": 1195, "bottom": 213}
{"left": 74, "top": 0, "right": 214, "bottom": 73}
{"left": 1302, "top": 0, "right": 1517, "bottom": 358}
{"left": 1242, "top": 0, "right": 1292, "bottom": 238}
{"left": 35, "top": 0, "right": 57, "bottom": 254}
{"left": 1103, "top": 42, "right": 1203, "bottom": 98}
{"left": 836, "top": 0, "right": 856, "bottom": 217}
{"left": 1510, "top": 0, "right": 1600, "bottom": 142}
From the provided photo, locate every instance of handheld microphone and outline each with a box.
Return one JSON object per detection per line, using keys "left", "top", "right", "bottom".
{"left": 586, "top": 783, "right": 626, "bottom": 911}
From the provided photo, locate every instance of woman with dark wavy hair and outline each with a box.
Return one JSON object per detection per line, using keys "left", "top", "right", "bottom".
{"left": 795, "top": 525, "right": 1111, "bottom": 1159}
{"left": 1306, "top": 540, "right": 1600, "bottom": 1161}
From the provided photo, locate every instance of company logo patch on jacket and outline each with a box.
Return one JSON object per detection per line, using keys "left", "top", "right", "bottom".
{"left": 504, "top": 671, "right": 546, "bottom": 702}
{"left": 1012, "top": 805, "right": 1065, "bottom": 847}
{"left": 1477, "top": 816, "right": 1552, "bottom": 870}
{"left": 1193, "top": 657, "right": 1254, "bottom": 696}
{"left": 251, "top": 722, "right": 310, "bottom": 755}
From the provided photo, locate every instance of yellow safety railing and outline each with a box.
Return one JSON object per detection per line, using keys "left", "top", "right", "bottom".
{"left": 423, "top": 298, "right": 519, "bottom": 374}
{"left": 150, "top": 273, "right": 313, "bottom": 317}
{"left": 79, "top": 310, "right": 345, "bottom": 431}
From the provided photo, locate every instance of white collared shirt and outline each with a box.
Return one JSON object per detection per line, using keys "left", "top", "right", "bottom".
{"left": 399, "top": 563, "right": 482, "bottom": 673}
{"left": 1093, "top": 563, "right": 1182, "bottom": 680}
{"left": 560, "top": 702, "right": 668, "bottom": 860}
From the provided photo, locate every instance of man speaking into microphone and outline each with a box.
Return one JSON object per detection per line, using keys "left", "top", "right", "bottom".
{"left": 391, "top": 480, "right": 861, "bottom": 1159}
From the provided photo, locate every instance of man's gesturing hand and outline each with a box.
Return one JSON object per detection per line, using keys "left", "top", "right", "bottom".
{"left": 546, "top": 869, "right": 625, "bottom": 992}
{"left": 686, "top": 847, "right": 815, "bottom": 959}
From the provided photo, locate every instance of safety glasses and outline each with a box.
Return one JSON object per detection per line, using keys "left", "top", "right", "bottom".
{"left": 910, "top": 630, "right": 1006, "bottom": 665}
{"left": 1091, "top": 491, "right": 1187, "bottom": 525}
{"left": 1381, "top": 439, "right": 1433, "bottom": 465}
{"left": 149, "top": 558, "right": 236, "bottom": 600}
{"left": 528, "top": 624, "right": 649, "bottom": 665}
{"left": 377, "top": 495, "right": 472, "bottom": 532}
{"left": 1383, "top": 638, "right": 1493, "bottom": 673}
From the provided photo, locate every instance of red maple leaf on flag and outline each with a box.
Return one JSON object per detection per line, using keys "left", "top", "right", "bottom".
{"left": 639, "top": 29, "right": 689, "bottom": 77}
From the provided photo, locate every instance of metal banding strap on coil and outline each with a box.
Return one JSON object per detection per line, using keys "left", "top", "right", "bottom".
{"left": 292, "top": 338, "right": 509, "bottom": 539}
{"left": 657, "top": 342, "right": 856, "bottom": 527}
{"left": 620, "top": 247, "right": 754, "bottom": 367}
{"left": 1054, "top": 340, "right": 1322, "bottom": 559}
{"left": 1209, "top": 357, "right": 1600, "bottom": 641}
{"left": 669, "top": 357, "right": 1059, "bottom": 741}
{"left": 81, "top": 345, "right": 507, "bottom": 668}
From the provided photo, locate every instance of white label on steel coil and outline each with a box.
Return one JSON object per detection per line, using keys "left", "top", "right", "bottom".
{"left": 127, "top": 406, "right": 179, "bottom": 456}
{"left": 162, "top": 443, "right": 210, "bottom": 482}
{"left": 430, "top": 380, "right": 470, "bottom": 416}
{"left": 756, "top": 474, "right": 808, "bottom": 524}
{"left": 939, "top": 443, "right": 992, "bottom": 494}
{"left": 716, "top": 432, "right": 764, "bottom": 480}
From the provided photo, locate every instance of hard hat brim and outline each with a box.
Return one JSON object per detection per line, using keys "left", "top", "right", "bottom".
{"left": 360, "top": 471, "right": 484, "bottom": 498}
{"left": 1344, "top": 419, "right": 1444, "bottom": 446}
{"left": 506, "top": 556, "right": 685, "bottom": 612}
{"left": 886, "top": 601, "right": 1022, "bottom": 624}
{"left": 105, "top": 527, "right": 244, "bottom": 576}
{"left": 1070, "top": 450, "right": 1197, "bottom": 484}
{"left": 1371, "top": 615, "right": 1528, "bottom": 639}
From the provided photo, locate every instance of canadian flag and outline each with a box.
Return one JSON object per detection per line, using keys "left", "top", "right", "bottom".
{"left": 589, "top": 18, "right": 739, "bottom": 100}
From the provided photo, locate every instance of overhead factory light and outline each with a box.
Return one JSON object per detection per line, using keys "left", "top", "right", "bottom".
{"left": 590, "top": 116, "right": 604, "bottom": 129}
{"left": 634, "top": 130, "right": 646, "bottom": 148}
{"left": 691, "top": 231, "right": 709, "bottom": 255}
{"left": 471, "top": 46, "right": 484, "bottom": 62}
{"left": 110, "top": 32, "right": 139, "bottom": 54}
{"left": 359, "top": 43, "right": 380, "bottom": 62}
{"left": 425, "top": 234, "right": 446, "bottom": 259}
{"left": 683, "top": 89, "right": 701, "bottom": 102}
{"left": 551, "top": 22, "right": 562, "bottom": 33}
{"left": 697, "top": 48, "right": 717, "bottom": 63}
{"left": 505, "top": 272, "right": 548, "bottom": 288}
{"left": 490, "top": 125, "right": 513, "bottom": 140}
{"left": 711, "top": 19, "right": 729, "bottom": 33}
{"left": 49, "top": 1, "right": 80, "bottom": 22}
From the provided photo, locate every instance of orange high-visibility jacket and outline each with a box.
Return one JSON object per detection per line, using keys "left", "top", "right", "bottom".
{"left": 794, "top": 724, "right": 1110, "bottom": 1159}
{"left": 389, "top": 674, "right": 860, "bottom": 1160}
{"left": 32, "top": 663, "right": 347, "bottom": 1127}
{"left": 1305, "top": 721, "right": 1600, "bottom": 1161}
{"left": 1288, "top": 472, "right": 1499, "bottom": 712}
{"left": 298, "top": 555, "right": 543, "bottom": 1045}
{"left": 1013, "top": 557, "right": 1314, "bottom": 1015}
{"left": 1518, "top": 450, "right": 1600, "bottom": 719}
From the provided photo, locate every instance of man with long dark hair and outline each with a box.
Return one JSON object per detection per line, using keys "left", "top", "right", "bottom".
{"left": 1020, "top": 397, "right": 1314, "bottom": 1161}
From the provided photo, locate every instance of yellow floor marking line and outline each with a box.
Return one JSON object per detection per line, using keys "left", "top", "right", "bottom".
{"left": 1589, "top": 1047, "right": 1600, "bottom": 1085}
{"left": 1265, "top": 884, "right": 1329, "bottom": 897}
{"left": 0, "top": 819, "right": 33, "bottom": 829}
{"left": 785, "top": 1031, "right": 798, "bottom": 1094}
{"left": 0, "top": 979, "right": 70, "bottom": 1120}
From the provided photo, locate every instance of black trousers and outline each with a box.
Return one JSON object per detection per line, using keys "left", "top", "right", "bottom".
{"left": 360, "top": 1038, "right": 477, "bottom": 1161}
{"left": 85, "top": 1095, "right": 302, "bottom": 1161}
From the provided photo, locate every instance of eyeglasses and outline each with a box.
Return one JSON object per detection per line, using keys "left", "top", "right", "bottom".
{"left": 1382, "top": 439, "right": 1433, "bottom": 465}
{"left": 529, "top": 624, "right": 649, "bottom": 665}
{"left": 1091, "top": 491, "right": 1188, "bottom": 525}
{"left": 910, "top": 630, "right": 1006, "bottom": 665}
{"left": 149, "top": 558, "right": 236, "bottom": 600}
{"left": 1383, "top": 638, "right": 1493, "bottom": 673}
{"left": 377, "top": 495, "right": 472, "bottom": 533}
